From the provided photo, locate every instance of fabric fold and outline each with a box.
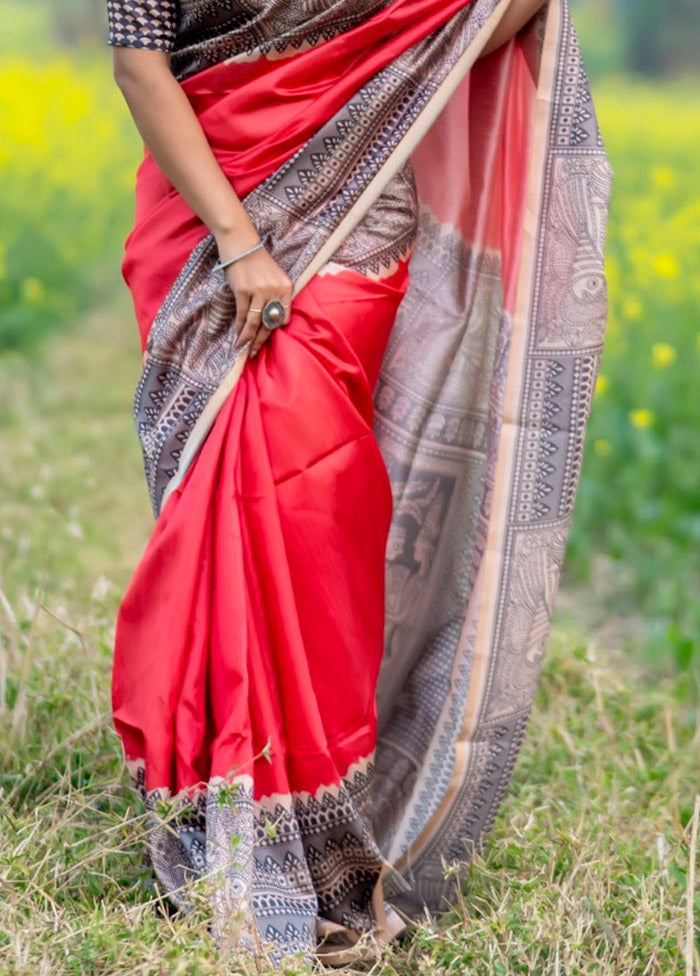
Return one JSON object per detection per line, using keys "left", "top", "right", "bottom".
{"left": 114, "top": 260, "right": 415, "bottom": 962}
{"left": 110, "top": 0, "right": 612, "bottom": 964}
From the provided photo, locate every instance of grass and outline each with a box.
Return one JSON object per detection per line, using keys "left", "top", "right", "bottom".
{"left": 0, "top": 296, "right": 698, "bottom": 975}
{"left": 0, "top": 2, "right": 698, "bottom": 969}
{"left": 1, "top": 0, "right": 699, "bottom": 686}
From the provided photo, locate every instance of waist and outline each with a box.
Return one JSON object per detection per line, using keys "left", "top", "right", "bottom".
{"left": 135, "top": 0, "right": 476, "bottom": 214}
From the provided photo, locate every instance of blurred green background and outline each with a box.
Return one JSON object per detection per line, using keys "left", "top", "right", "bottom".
{"left": 0, "top": 0, "right": 698, "bottom": 702}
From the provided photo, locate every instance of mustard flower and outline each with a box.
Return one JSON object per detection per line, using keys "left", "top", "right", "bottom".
{"left": 651, "top": 342, "right": 676, "bottom": 368}
{"left": 629, "top": 408, "right": 655, "bottom": 429}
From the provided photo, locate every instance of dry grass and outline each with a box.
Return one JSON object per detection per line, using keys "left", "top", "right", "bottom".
{"left": 0, "top": 301, "right": 698, "bottom": 975}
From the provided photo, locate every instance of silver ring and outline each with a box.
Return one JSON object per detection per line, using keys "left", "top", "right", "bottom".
{"left": 261, "top": 299, "right": 286, "bottom": 330}
{"left": 249, "top": 304, "right": 289, "bottom": 315}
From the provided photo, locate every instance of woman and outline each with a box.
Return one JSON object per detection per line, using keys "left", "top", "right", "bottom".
{"left": 108, "top": 0, "right": 612, "bottom": 967}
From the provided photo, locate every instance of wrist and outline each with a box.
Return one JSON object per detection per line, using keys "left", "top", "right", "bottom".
{"left": 212, "top": 239, "right": 266, "bottom": 274}
{"left": 212, "top": 217, "right": 261, "bottom": 254}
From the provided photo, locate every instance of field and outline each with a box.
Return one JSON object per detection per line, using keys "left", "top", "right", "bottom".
{"left": 0, "top": 4, "right": 698, "bottom": 974}
{"left": 0, "top": 38, "right": 139, "bottom": 350}
{"left": 0, "top": 295, "right": 697, "bottom": 974}
{"left": 565, "top": 76, "right": 700, "bottom": 698}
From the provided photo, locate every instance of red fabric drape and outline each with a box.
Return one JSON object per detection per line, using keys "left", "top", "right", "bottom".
{"left": 122, "top": 0, "right": 476, "bottom": 348}
{"left": 112, "top": 260, "right": 411, "bottom": 798}
{"left": 113, "top": 0, "right": 480, "bottom": 802}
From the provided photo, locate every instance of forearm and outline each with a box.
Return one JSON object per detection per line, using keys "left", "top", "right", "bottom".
{"left": 479, "top": 0, "right": 547, "bottom": 57}
{"left": 114, "top": 0, "right": 545, "bottom": 250}
{"left": 112, "top": 48, "right": 258, "bottom": 256}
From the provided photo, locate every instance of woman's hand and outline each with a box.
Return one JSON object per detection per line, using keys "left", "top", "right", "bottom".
{"left": 112, "top": 47, "right": 294, "bottom": 357}
{"left": 221, "top": 241, "right": 294, "bottom": 358}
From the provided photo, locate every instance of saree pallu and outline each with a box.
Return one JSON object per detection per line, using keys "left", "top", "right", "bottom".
{"left": 112, "top": 0, "right": 613, "bottom": 965}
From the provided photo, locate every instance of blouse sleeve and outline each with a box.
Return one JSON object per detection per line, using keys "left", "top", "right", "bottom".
{"left": 106, "top": 0, "right": 178, "bottom": 52}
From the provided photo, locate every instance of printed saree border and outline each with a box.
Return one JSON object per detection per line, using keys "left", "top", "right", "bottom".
{"left": 392, "top": 0, "right": 562, "bottom": 876}
{"left": 128, "top": 750, "right": 412, "bottom": 962}
{"left": 157, "top": 0, "right": 514, "bottom": 515}
{"left": 389, "top": 0, "right": 613, "bottom": 895}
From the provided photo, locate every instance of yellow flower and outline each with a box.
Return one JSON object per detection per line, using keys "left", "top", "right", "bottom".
{"left": 653, "top": 254, "right": 679, "bottom": 278}
{"left": 593, "top": 438, "right": 611, "bottom": 457}
{"left": 629, "top": 408, "right": 654, "bottom": 429}
{"left": 21, "top": 277, "right": 44, "bottom": 304}
{"left": 594, "top": 374, "right": 609, "bottom": 396}
{"left": 58, "top": 86, "right": 91, "bottom": 126}
{"left": 650, "top": 166, "right": 675, "bottom": 190}
{"left": 651, "top": 342, "right": 676, "bottom": 368}
{"left": 622, "top": 296, "right": 642, "bottom": 320}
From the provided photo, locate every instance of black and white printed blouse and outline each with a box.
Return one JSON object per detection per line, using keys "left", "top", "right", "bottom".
{"left": 106, "top": 1, "right": 385, "bottom": 83}
{"left": 106, "top": 1, "right": 180, "bottom": 55}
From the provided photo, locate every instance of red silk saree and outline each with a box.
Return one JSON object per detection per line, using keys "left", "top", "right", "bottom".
{"left": 111, "top": 0, "right": 612, "bottom": 965}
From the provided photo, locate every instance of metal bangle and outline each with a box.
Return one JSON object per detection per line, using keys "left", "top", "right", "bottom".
{"left": 212, "top": 240, "right": 265, "bottom": 274}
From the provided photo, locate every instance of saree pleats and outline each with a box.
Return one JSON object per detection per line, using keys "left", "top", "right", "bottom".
{"left": 114, "top": 261, "right": 414, "bottom": 959}
{"left": 112, "top": 0, "right": 612, "bottom": 965}
{"left": 115, "top": 265, "right": 411, "bottom": 797}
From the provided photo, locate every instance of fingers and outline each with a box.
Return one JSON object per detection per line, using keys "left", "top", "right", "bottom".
{"left": 233, "top": 290, "right": 251, "bottom": 348}
{"left": 248, "top": 291, "right": 295, "bottom": 358}
{"left": 247, "top": 294, "right": 267, "bottom": 358}
{"left": 227, "top": 256, "right": 295, "bottom": 356}
{"left": 282, "top": 290, "right": 293, "bottom": 327}
{"left": 248, "top": 292, "right": 280, "bottom": 358}
{"left": 280, "top": 279, "right": 294, "bottom": 327}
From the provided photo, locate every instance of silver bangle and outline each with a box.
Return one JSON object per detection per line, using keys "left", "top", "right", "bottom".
{"left": 212, "top": 240, "right": 265, "bottom": 273}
